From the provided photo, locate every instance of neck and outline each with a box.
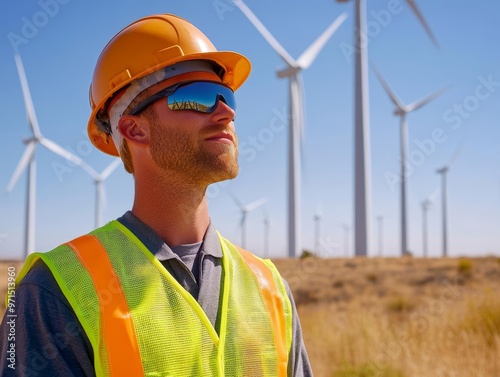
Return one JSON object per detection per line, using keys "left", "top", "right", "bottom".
{"left": 131, "top": 173, "right": 210, "bottom": 247}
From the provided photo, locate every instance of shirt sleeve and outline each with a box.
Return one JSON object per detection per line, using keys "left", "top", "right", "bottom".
{"left": 283, "top": 279, "right": 314, "bottom": 377}
{"left": 0, "top": 260, "right": 95, "bottom": 377}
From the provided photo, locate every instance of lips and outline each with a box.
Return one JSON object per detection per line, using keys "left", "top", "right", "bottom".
{"left": 204, "top": 132, "right": 234, "bottom": 143}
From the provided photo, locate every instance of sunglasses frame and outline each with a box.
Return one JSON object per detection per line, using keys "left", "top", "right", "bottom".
{"left": 128, "top": 81, "right": 235, "bottom": 116}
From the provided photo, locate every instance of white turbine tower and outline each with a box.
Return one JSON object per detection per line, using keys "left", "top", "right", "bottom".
{"left": 232, "top": 0, "right": 347, "bottom": 258}
{"left": 6, "top": 54, "right": 84, "bottom": 257}
{"left": 421, "top": 188, "right": 438, "bottom": 258}
{"left": 436, "top": 147, "right": 461, "bottom": 258}
{"left": 229, "top": 193, "right": 268, "bottom": 249}
{"left": 78, "top": 159, "right": 121, "bottom": 228}
{"left": 376, "top": 214, "right": 384, "bottom": 257}
{"left": 336, "top": 0, "right": 439, "bottom": 257}
{"left": 313, "top": 207, "right": 322, "bottom": 255}
{"left": 340, "top": 222, "right": 350, "bottom": 257}
{"left": 262, "top": 207, "right": 271, "bottom": 257}
{"left": 372, "top": 65, "right": 448, "bottom": 256}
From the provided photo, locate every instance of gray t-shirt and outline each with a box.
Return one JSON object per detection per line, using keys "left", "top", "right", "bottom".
{"left": 0, "top": 211, "right": 313, "bottom": 376}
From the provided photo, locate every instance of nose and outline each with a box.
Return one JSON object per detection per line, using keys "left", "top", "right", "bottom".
{"left": 210, "top": 97, "right": 236, "bottom": 123}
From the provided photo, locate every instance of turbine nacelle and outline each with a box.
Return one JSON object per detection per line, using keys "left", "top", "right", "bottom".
{"left": 276, "top": 66, "right": 301, "bottom": 78}
{"left": 22, "top": 136, "right": 38, "bottom": 144}
{"left": 421, "top": 199, "right": 432, "bottom": 210}
{"left": 393, "top": 108, "right": 406, "bottom": 116}
{"left": 436, "top": 145, "right": 462, "bottom": 176}
{"left": 436, "top": 166, "right": 449, "bottom": 175}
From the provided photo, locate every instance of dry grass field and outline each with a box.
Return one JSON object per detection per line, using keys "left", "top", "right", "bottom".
{"left": 2, "top": 256, "right": 500, "bottom": 376}
{"left": 273, "top": 256, "right": 500, "bottom": 377}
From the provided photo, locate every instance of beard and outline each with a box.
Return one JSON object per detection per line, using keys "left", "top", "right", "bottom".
{"left": 148, "top": 115, "right": 239, "bottom": 186}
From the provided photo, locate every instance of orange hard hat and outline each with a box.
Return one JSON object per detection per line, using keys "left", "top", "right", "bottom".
{"left": 88, "top": 14, "right": 252, "bottom": 156}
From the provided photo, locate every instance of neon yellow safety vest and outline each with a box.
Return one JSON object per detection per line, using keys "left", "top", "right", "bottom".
{"left": 17, "top": 220, "right": 293, "bottom": 377}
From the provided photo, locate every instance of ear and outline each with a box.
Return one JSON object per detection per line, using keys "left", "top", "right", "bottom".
{"left": 117, "top": 115, "right": 150, "bottom": 148}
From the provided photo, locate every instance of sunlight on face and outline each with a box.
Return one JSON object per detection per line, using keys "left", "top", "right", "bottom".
{"left": 148, "top": 111, "right": 239, "bottom": 185}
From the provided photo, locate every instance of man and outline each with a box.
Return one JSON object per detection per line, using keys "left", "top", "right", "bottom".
{"left": 0, "top": 14, "right": 313, "bottom": 376}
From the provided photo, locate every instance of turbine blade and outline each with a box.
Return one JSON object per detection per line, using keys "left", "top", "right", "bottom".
{"left": 446, "top": 144, "right": 463, "bottom": 169}
{"left": 297, "top": 12, "right": 347, "bottom": 69}
{"left": 428, "top": 187, "right": 440, "bottom": 204}
{"left": 232, "top": 0, "right": 297, "bottom": 67}
{"left": 370, "top": 63, "right": 406, "bottom": 112}
{"left": 406, "top": 0, "right": 440, "bottom": 49}
{"left": 245, "top": 197, "right": 268, "bottom": 212}
{"left": 6, "top": 142, "right": 36, "bottom": 192}
{"left": 39, "top": 137, "right": 83, "bottom": 166}
{"left": 228, "top": 191, "right": 245, "bottom": 211}
{"left": 100, "top": 158, "right": 121, "bottom": 180}
{"left": 14, "top": 54, "right": 42, "bottom": 138}
{"left": 79, "top": 160, "right": 100, "bottom": 180}
{"left": 405, "top": 85, "right": 449, "bottom": 113}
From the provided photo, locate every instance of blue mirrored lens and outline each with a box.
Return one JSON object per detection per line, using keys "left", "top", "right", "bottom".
{"left": 167, "top": 82, "right": 236, "bottom": 113}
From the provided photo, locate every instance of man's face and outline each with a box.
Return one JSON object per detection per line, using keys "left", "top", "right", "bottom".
{"left": 147, "top": 95, "right": 239, "bottom": 186}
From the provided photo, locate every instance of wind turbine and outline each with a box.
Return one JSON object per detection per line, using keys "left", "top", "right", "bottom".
{"left": 376, "top": 214, "right": 384, "bottom": 257}
{"left": 229, "top": 193, "right": 268, "bottom": 249}
{"left": 340, "top": 222, "right": 350, "bottom": 257}
{"left": 78, "top": 159, "right": 121, "bottom": 228}
{"left": 6, "top": 54, "right": 84, "bottom": 257}
{"left": 372, "top": 65, "right": 448, "bottom": 256}
{"left": 262, "top": 206, "right": 271, "bottom": 257}
{"left": 313, "top": 207, "right": 322, "bottom": 255}
{"left": 336, "top": 0, "right": 439, "bottom": 257}
{"left": 232, "top": 0, "right": 347, "bottom": 258}
{"left": 421, "top": 188, "right": 438, "bottom": 258}
{"left": 436, "top": 147, "right": 461, "bottom": 258}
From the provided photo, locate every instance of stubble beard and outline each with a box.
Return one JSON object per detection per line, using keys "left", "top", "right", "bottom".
{"left": 149, "top": 119, "right": 239, "bottom": 186}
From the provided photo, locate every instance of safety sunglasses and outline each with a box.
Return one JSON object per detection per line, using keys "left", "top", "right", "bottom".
{"left": 128, "top": 81, "right": 236, "bottom": 116}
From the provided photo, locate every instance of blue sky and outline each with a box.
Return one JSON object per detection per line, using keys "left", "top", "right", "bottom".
{"left": 1, "top": 0, "right": 499, "bottom": 260}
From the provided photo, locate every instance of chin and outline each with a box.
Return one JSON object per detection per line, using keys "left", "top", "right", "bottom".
{"left": 196, "top": 151, "right": 239, "bottom": 184}
{"left": 206, "top": 164, "right": 239, "bottom": 185}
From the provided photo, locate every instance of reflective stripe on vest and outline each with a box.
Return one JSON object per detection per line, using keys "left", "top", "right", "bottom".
{"left": 237, "top": 246, "right": 289, "bottom": 374}
{"left": 67, "top": 235, "right": 144, "bottom": 376}
{"left": 17, "top": 221, "right": 292, "bottom": 377}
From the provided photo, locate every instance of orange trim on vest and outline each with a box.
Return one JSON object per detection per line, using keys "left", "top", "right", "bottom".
{"left": 237, "top": 247, "right": 288, "bottom": 377}
{"left": 66, "top": 235, "right": 144, "bottom": 377}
